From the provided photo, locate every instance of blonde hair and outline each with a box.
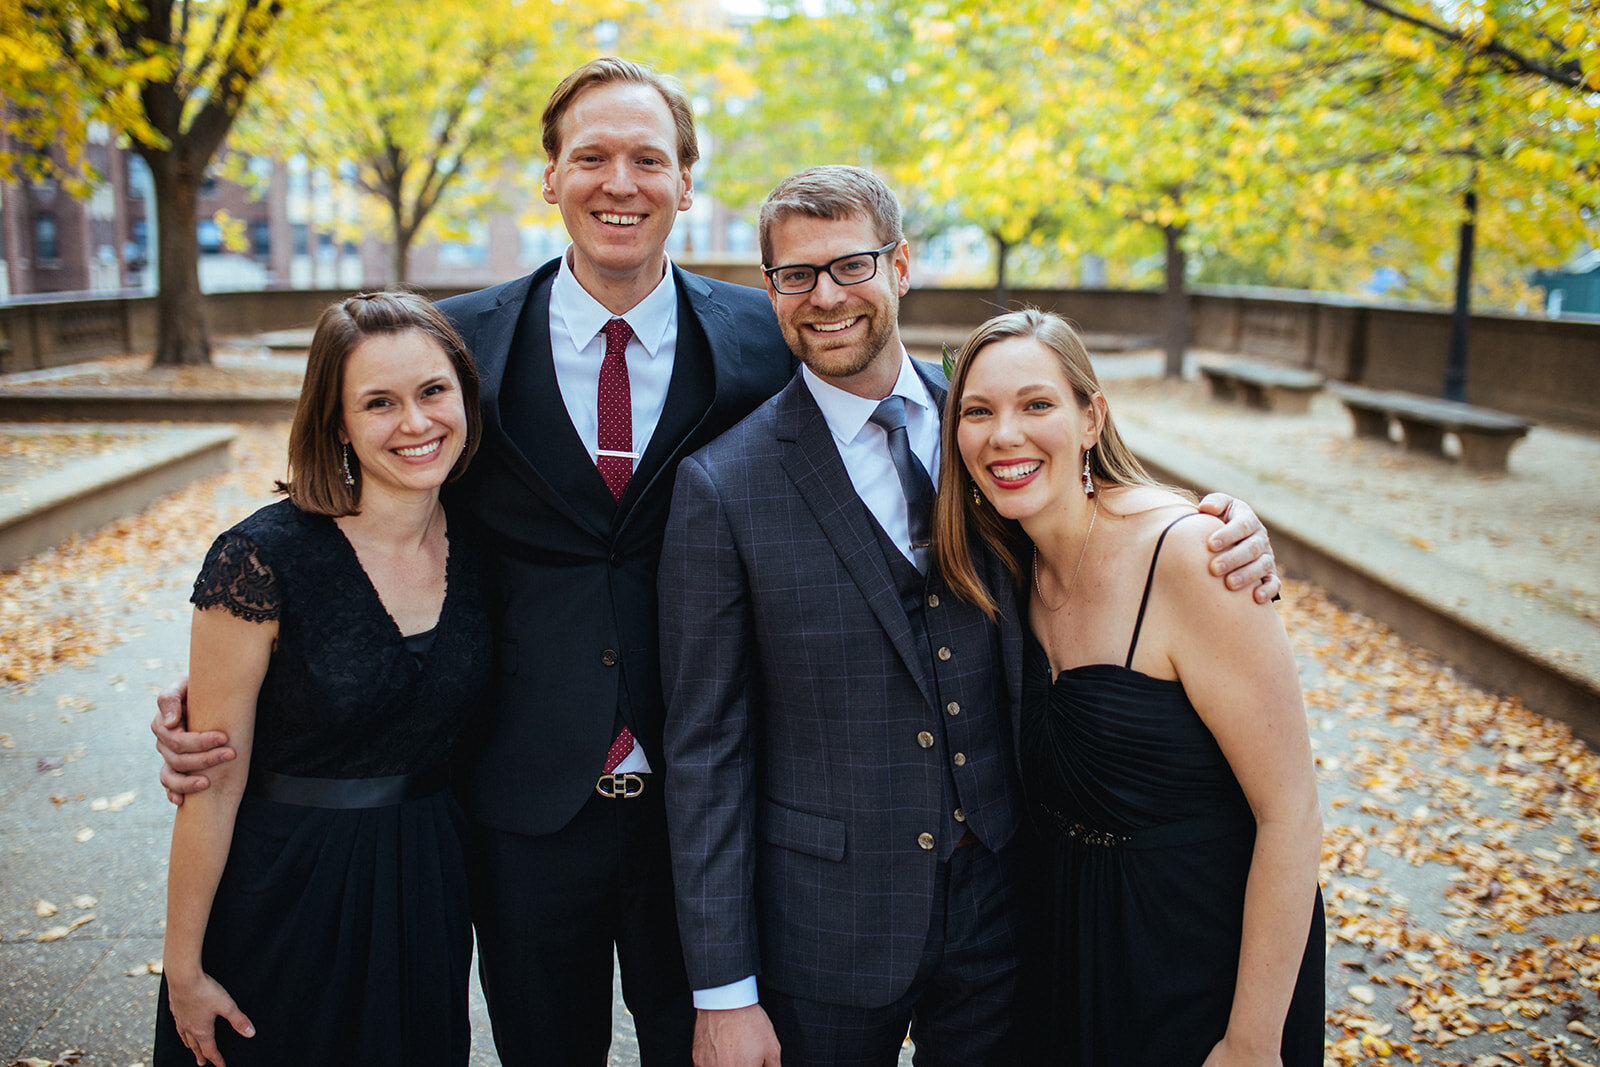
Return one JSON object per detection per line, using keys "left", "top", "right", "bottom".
{"left": 542, "top": 57, "right": 699, "bottom": 169}
{"left": 933, "top": 309, "right": 1167, "bottom": 619}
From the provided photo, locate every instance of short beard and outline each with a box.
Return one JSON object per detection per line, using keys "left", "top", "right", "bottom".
{"left": 785, "top": 305, "right": 898, "bottom": 384}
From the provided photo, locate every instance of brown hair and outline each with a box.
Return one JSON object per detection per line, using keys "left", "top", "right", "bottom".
{"left": 757, "top": 165, "right": 903, "bottom": 267}
{"left": 933, "top": 309, "right": 1168, "bottom": 619}
{"left": 278, "top": 291, "right": 482, "bottom": 516}
{"left": 541, "top": 56, "right": 699, "bottom": 169}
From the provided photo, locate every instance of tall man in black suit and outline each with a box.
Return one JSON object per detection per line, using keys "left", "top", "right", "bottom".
{"left": 658, "top": 167, "right": 1281, "bottom": 1066}
{"left": 156, "top": 58, "right": 794, "bottom": 1066}
{"left": 429, "top": 58, "right": 795, "bottom": 1066}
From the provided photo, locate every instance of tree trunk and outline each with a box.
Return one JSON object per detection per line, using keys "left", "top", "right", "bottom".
{"left": 1162, "top": 224, "right": 1187, "bottom": 379}
{"left": 1443, "top": 188, "right": 1476, "bottom": 402}
{"left": 143, "top": 146, "right": 211, "bottom": 366}
{"left": 994, "top": 232, "right": 1011, "bottom": 312}
{"left": 384, "top": 185, "right": 413, "bottom": 288}
{"left": 390, "top": 209, "right": 412, "bottom": 289}
{"left": 390, "top": 240, "right": 409, "bottom": 289}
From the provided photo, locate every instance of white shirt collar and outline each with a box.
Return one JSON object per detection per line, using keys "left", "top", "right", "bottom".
{"left": 551, "top": 247, "right": 678, "bottom": 359}
{"left": 801, "top": 350, "right": 936, "bottom": 446}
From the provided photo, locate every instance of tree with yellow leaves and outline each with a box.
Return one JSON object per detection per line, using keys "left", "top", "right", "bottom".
{"left": 699, "top": 0, "right": 1595, "bottom": 391}
{"left": 1, "top": 0, "right": 299, "bottom": 365}
{"left": 703, "top": 0, "right": 917, "bottom": 223}
{"left": 232, "top": 0, "right": 625, "bottom": 286}
{"left": 1307, "top": 0, "right": 1600, "bottom": 397}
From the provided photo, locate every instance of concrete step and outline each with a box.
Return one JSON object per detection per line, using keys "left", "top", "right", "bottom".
{"left": 0, "top": 424, "right": 236, "bottom": 571}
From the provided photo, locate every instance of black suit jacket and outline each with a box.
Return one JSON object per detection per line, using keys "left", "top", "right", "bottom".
{"left": 438, "top": 258, "right": 793, "bottom": 837}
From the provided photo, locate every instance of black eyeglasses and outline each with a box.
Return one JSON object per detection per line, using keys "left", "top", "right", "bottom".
{"left": 763, "top": 241, "right": 899, "bottom": 295}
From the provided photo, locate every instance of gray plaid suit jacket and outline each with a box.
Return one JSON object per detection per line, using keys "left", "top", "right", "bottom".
{"left": 660, "top": 361, "right": 1025, "bottom": 1009}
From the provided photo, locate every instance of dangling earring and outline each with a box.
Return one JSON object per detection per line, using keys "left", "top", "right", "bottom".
{"left": 1081, "top": 447, "right": 1095, "bottom": 497}
{"left": 341, "top": 443, "right": 355, "bottom": 487}
{"left": 970, "top": 482, "right": 983, "bottom": 506}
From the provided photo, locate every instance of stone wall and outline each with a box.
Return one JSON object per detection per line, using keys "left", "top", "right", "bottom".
{"left": 4, "top": 281, "right": 1596, "bottom": 429}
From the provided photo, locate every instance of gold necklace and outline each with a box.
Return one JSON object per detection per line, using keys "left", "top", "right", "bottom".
{"left": 1032, "top": 496, "right": 1098, "bottom": 612}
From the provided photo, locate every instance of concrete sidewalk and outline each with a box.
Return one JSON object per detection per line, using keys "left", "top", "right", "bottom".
{"left": 2, "top": 354, "right": 1596, "bottom": 1065}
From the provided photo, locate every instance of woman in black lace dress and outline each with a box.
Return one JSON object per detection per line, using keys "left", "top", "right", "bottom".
{"left": 153, "top": 292, "right": 490, "bottom": 1066}
{"left": 933, "top": 310, "right": 1324, "bottom": 1066}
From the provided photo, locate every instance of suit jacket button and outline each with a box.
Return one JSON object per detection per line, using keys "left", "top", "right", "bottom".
{"left": 610, "top": 551, "right": 623, "bottom": 567}
{"left": 926, "top": 593, "right": 940, "bottom": 608}
{"left": 916, "top": 731, "right": 934, "bottom": 749}
{"left": 946, "top": 702, "right": 960, "bottom": 716}
{"left": 952, "top": 752, "right": 967, "bottom": 767}
{"left": 936, "top": 646, "right": 952, "bottom": 661}
{"left": 917, "top": 832, "right": 935, "bottom": 851}
{"left": 601, "top": 649, "right": 618, "bottom": 667}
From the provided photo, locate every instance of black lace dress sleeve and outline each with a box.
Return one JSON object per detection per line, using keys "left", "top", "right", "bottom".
{"left": 191, "top": 530, "right": 281, "bottom": 623}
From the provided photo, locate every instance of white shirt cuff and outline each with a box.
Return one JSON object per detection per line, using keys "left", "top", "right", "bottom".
{"left": 693, "top": 976, "right": 759, "bottom": 1010}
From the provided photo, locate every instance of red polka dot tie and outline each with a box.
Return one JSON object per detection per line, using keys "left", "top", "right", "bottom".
{"left": 597, "top": 318, "right": 635, "bottom": 501}
{"left": 603, "top": 726, "right": 635, "bottom": 774}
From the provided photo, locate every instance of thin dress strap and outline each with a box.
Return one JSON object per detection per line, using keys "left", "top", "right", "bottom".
{"left": 1125, "top": 512, "right": 1206, "bottom": 668}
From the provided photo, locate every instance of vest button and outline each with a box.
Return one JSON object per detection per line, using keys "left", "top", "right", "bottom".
{"left": 917, "top": 832, "right": 935, "bottom": 851}
{"left": 601, "top": 649, "right": 618, "bottom": 667}
{"left": 916, "top": 731, "right": 934, "bottom": 749}
{"left": 937, "top": 646, "right": 952, "bottom": 661}
{"left": 927, "top": 593, "right": 940, "bottom": 608}
{"left": 954, "top": 808, "right": 966, "bottom": 823}
{"left": 946, "top": 702, "right": 960, "bottom": 716}
{"left": 953, "top": 752, "right": 967, "bottom": 767}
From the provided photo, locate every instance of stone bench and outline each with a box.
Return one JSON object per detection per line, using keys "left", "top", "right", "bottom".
{"left": 1330, "top": 384, "right": 1533, "bottom": 473}
{"left": 1199, "top": 360, "right": 1325, "bottom": 413}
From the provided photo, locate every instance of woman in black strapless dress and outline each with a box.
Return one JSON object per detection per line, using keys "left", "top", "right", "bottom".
{"left": 933, "top": 310, "right": 1324, "bottom": 1066}
{"left": 154, "top": 293, "right": 490, "bottom": 1067}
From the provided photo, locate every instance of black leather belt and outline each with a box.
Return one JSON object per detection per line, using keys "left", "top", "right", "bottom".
{"left": 247, "top": 765, "right": 449, "bottom": 809}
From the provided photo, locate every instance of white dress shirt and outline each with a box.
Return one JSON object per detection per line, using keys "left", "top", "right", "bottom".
{"left": 802, "top": 351, "right": 941, "bottom": 564}
{"left": 550, "top": 248, "right": 680, "bottom": 471}
{"left": 694, "top": 350, "right": 940, "bottom": 1012}
{"left": 550, "top": 247, "right": 678, "bottom": 777}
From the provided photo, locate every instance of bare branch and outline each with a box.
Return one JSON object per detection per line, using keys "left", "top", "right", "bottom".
{"left": 1355, "top": 0, "right": 1586, "bottom": 89}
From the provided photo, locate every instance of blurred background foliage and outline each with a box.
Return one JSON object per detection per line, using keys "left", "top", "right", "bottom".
{"left": 4, "top": 0, "right": 1597, "bottom": 332}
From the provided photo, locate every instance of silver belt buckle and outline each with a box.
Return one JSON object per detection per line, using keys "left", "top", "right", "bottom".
{"left": 596, "top": 772, "right": 645, "bottom": 799}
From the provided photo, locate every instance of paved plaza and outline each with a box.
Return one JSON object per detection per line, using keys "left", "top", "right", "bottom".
{"left": 2, "top": 348, "right": 1596, "bottom": 1066}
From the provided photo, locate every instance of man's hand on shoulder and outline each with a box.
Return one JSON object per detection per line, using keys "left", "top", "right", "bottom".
{"left": 694, "top": 1004, "right": 782, "bottom": 1067}
{"left": 151, "top": 673, "right": 234, "bottom": 806}
{"left": 1196, "top": 492, "right": 1280, "bottom": 603}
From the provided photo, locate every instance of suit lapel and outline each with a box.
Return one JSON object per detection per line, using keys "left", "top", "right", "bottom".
{"left": 474, "top": 265, "right": 607, "bottom": 538}
{"left": 774, "top": 378, "right": 938, "bottom": 707}
{"left": 614, "top": 266, "right": 757, "bottom": 537}
{"left": 617, "top": 273, "right": 716, "bottom": 518}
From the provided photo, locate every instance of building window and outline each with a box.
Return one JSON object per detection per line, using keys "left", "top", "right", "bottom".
{"left": 197, "top": 219, "right": 223, "bottom": 254}
{"left": 127, "top": 155, "right": 152, "bottom": 199}
{"left": 292, "top": 223, "right": 309, "bottom": 256}
{"left": 34, "top": 214, "right": 60, "bottom": 261}
{"left": 251, "top": 221, "right": 271, "bottom": 258}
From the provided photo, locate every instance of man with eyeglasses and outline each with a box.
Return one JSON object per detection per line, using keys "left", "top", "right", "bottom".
{"left": 658, "top": 166, "right": 1280, "bottom": 1066}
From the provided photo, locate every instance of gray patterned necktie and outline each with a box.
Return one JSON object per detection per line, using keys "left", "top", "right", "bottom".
{"left": 869, "top": 394, "right": 934, "bottom": 573}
